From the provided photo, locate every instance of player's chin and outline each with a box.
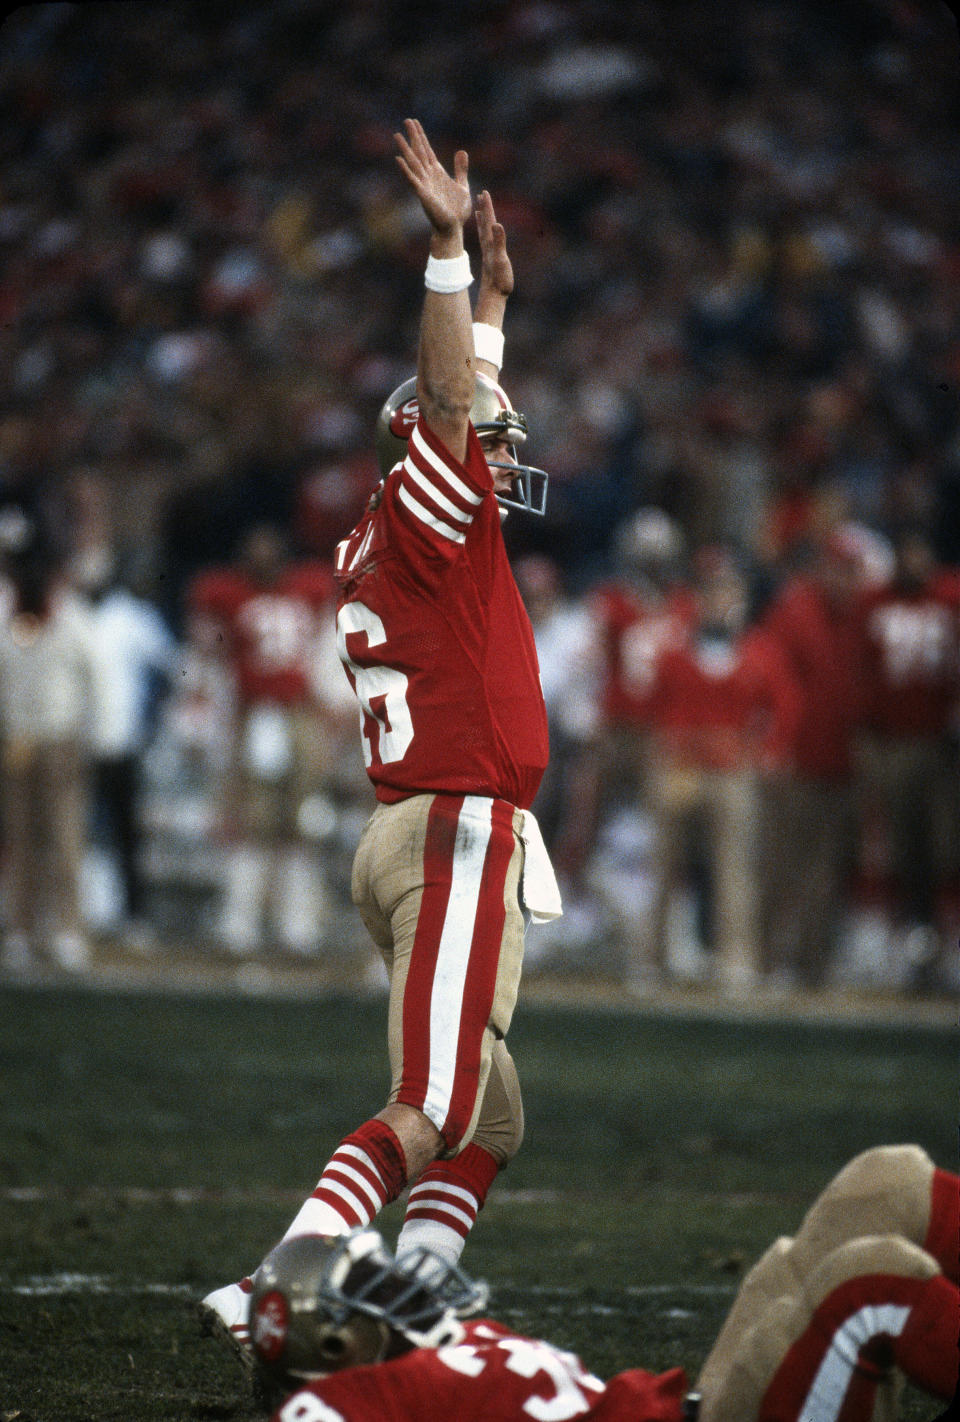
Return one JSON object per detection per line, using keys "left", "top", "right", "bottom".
{"left": 499, "top": 504, "right": 509, "bottom": 523}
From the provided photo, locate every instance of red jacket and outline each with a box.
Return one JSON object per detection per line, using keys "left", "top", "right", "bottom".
{"left": 646, "top": 625, "right": 801, "bottom": 772}
{"left": 761, "top": 576, "right": 866, "bottom": 780}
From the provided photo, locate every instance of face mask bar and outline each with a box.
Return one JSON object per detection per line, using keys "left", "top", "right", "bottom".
{"left": 315, "top": 1234, "right": 489, "bottom": 1347}
{"left": 487, "top": 459, "right": 549, "bottom": 516}
{"left": 475, "top": 409, "right": 548, "bottom": 517}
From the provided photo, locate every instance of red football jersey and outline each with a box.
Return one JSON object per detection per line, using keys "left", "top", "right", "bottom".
{"left": 333, "top": 416, "right": 548, "bottom": 809}
{"left": 269, "top": 1319, "right": 688, "bottom": 1422}
{"left": 189, "top": 562, "right": 335, "bottom": 706}
{"left": 858, "top": 571, "right": 960, "bottom": 739}
{"left": 646, "top": 626, "right": 802, "bottom": 772}
{"left": 588, "top": 582, "right": 697, "bottom": 728}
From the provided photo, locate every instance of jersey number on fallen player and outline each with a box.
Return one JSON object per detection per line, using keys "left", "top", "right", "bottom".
{"left": 337, "top": 601, "right": 414, "bottom": 768}
{"left": 438, "top": 1334, "right": 605, "bottom": 1420}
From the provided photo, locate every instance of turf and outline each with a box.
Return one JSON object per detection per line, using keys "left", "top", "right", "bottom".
{"left": 0, "top": 981, "right": 955, "bottom": 1419}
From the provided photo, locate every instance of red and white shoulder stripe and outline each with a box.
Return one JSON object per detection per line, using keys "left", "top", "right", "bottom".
{"left": 397, "top": 420, "right": 487, "bottom": 545}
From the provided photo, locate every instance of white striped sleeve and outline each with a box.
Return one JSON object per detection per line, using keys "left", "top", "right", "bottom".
{"left": 409, "top": 424, "right": 485, "bottom": 507}
{"left": 403, "top": 460, "right": 473, "bottom": 525}
{"left": 397, "top": 482, "right": 467, "bottom": 543}
{"left": 392, "top": 420, "right": 490, "bottom": 548}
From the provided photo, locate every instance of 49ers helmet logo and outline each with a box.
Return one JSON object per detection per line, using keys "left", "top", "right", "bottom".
{"left": 252, "top": 1289, "right": 290, "bottom": 1362}
{"left": 389, "top": 397, "right": 419, "bottom": 439}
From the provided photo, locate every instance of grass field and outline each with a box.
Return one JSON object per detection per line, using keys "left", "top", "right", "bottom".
{"left": 0, "top": 977, "right": 955, "bottom": 1420}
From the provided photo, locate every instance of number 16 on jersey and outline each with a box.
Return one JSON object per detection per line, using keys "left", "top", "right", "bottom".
{"left": 337, "top": 602, "right": 414, "bottom": 769}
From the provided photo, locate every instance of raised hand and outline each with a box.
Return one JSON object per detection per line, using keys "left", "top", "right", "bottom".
{"left": 394, "top": 118, "right": 472, "bottom": 237}
{"left": 476, "top": 189, "right": 513, "bottom": 298}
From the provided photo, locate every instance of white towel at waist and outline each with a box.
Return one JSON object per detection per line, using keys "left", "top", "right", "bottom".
{"left": 519, "top": 809, "right": 563, "bottom": 923}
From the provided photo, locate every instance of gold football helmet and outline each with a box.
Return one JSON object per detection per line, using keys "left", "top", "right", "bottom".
{"left": 248, "top": 1228, "right": 488, "bottom": 1391}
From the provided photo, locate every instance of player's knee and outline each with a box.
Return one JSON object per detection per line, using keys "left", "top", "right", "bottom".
{"left": 376, "top": 1103, "right": 443, "bottom": 1179}
{"left": 456, "top": 1101, "right": 523, "bottom": 1166}
{"left": 792, "top": 1145, "right": 934, "bottom": 1273}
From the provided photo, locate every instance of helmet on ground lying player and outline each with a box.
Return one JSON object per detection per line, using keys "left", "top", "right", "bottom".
{"left": 248, "top": 1229, "right": 488, "bottom": 1390}
{"left": 375, "top": 373, "right": 549, "bottom": 515}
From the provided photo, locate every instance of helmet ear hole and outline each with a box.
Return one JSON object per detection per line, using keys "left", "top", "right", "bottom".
{"left": 315, "top": 1315, "right": 391, "bottom": 1371}
{"left": 317, "top": 1328, "right": 347, "bottom": 1362}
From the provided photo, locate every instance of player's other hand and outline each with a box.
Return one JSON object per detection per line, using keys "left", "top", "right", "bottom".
{"left": 394, "top": 118, "right": 472, "bottom": 237}
{"left": 476, "top": 190, "right": 513, "bottom": 298}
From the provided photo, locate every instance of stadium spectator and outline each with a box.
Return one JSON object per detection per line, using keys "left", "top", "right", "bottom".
{"left": 759, "top": 532, "right": 868, "bottom": 985}
{"left": 201, "top": 118, "right": 560, "bottom": 1342}
{"left": 0, "top": 512, "right": 98, "bottom": 971}
{"left": 188, "top": 523, "right": 337, "bottom": 955}
{"left": 75, "top": 543, "right": 178, "bottom": 952}
{"left": 855, "top": 525, "right": 960, "bottom": 990}
{"left": 637, "top": 548, "right": 801, "bottom": 991}
{"left": 243, "top": 1143, "right": 958, "bottom": 1422}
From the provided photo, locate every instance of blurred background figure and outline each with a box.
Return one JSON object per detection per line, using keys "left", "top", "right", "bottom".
{"left": 759, "top": 532, "right": 867, "bottom": 987}
{"left": 854, "top": 525, "right": 960, "bottom": 992}
{"left": 584, "top": 508, "right": 697, "bottom": 970}
{"left": 588, "top": 507, "right": 696, "bottom": 820}
{"left": 0, "top": 508, "right": 97, "bottom": 972}
{"left": 633, "top": 547, "right": 800, "bottom": 992}
{"left": 513, "top": 554, "right": 603, "bottom": 964}
{"left": 74, "top": 544, "right": 178, "bottom": 953}
{"left": 187, "top": 524, "right": 337, "bottom": 957}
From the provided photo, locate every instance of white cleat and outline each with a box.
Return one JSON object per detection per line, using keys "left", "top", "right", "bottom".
{"left": 199, "top": 1278, "right": 254, "bottom": 1368}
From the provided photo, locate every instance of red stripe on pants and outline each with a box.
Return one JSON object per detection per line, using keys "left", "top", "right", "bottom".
{"left": 397, "top": 797, "right": 515, "bottom": 1149}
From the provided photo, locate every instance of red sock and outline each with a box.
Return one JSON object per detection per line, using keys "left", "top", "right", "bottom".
{"left": 398, "top": 1143, "right": 500, "bottom": 1260}
{"left": 283, "top": 1119, "right": 408, "bottom": 1239}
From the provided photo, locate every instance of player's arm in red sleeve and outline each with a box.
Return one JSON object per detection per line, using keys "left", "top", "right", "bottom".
{"left": 590, "top": 1366, "right": 688, "bottom": 1420}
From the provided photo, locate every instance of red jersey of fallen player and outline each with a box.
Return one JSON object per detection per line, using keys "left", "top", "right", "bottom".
{"left": 588, "top": 582, "right": 698, "bottom": 729}
{"left": 858, "top": 569, "right": 960, "bottom": 740}
{"left": 646, "top": 626, "right": 802, "bottom": 773}
{"left": 333, "top": 416, "right": 549, "bottom": 809}
{"left": 269, "top": 1318, "right": 688, "bottom": 1422}
{"left": 189, "top": 562, "right": 335, "bottom": 707}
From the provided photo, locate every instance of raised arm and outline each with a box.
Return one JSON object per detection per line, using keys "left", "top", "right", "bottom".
{"left": 472, "top": 189, "right": 513, "bottom": 380}
{"left": 394, "top": 118, "right": 475, "bottom": 464}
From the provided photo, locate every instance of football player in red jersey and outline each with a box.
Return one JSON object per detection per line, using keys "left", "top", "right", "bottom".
{"left": 201, "top": 120, "right": 560, "bottom": 1343}
{"left": 855, "top": 526, "right": 960, "bottom": 988}
{"left": 188, "top": 524, "right": 340, "bottom": 955}
{"left": 587, "top": 508, "right": 698, "bottom": 803}
{"left": 245, "top": 1143, "right": 958, "bottom": 1422}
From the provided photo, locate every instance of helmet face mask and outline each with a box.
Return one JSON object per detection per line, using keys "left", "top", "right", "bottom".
{"left": 374, "top": 374, "right": 548, "bottom": 516}
{"left": 249, "top": 1230, "right": 488, "bottom": 1392}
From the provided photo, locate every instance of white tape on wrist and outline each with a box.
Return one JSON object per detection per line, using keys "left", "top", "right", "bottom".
{"left": 472, "top": 322, "right": 505, "bottom": 371}
{"left": 424, "top": 251, "right": 473, "bottom": 293}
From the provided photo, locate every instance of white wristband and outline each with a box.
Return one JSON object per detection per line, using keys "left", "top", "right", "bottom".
{"left": 472, "top": 321, "right": 505, "bottom": 371}
{"left": 424, "top": 251, "right": 473, "bottom": 293}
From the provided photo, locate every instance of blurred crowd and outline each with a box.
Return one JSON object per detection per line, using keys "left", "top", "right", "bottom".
{"left": 0, "top": 0, "right": 958, "bottom": 993}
